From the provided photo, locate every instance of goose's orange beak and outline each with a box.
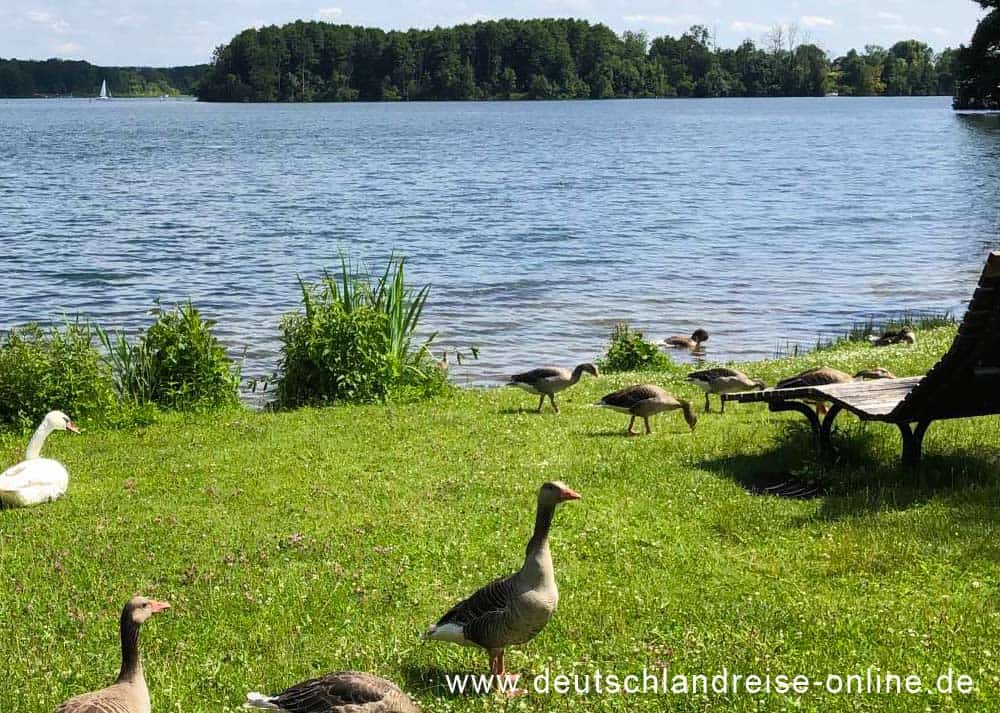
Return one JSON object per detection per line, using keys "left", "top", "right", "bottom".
{"left": 66, "top": 421, "right": 81, "bottom": 434}
{"left": 560, "top": 487, "right": 581, "bottom": 501}
{"left": 149, "top": 600, "right": 171, "bottom": 613}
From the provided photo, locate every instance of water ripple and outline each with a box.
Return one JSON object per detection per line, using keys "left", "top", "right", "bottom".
{"left": 0, "top": 97, "right": 997, "bottom": 384}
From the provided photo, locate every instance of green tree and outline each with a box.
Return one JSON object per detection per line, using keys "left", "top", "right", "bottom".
{"left": 528, "top": 73, "right": 554, "bottom": 99}
{"left": 954, "top": 0, "right": 1000, "bottom": 109}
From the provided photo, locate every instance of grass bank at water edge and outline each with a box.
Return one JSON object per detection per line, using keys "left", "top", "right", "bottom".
{"left": 2, "top": 326, "right": 997, "bottom": 712}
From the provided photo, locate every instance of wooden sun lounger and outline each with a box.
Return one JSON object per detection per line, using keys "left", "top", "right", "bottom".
{"left": 726, "top": 251, "right": 1000, "bottom": 465}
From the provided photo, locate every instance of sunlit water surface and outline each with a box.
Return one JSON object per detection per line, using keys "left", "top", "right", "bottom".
{"left": 2, "top": 97, "right": 998, "bottom": 386}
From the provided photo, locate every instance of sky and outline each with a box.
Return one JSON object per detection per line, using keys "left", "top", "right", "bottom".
{"left": 0, "top": 0, "right": 987, "bottom": 67}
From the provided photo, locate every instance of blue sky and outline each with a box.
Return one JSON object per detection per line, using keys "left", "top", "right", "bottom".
{"left": 1, "top": 0, "right": 987, "bottom": 66}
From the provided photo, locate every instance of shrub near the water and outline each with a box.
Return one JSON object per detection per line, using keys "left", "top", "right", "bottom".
{"left": 140, "top": 301, "right": 242, "bottom": 411}
{"left": 0, "top": 321, "right": 117, "bottom": 429}
{"left": 277, "top": 254, "right": 446, "bottom": 406}
{"left": 100, "top": 302, "right": 242, "bottom": 412}
{"left": 600, "top": 321, "right": 676, "bottom": 373}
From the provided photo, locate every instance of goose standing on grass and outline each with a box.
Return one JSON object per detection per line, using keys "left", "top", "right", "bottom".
{"left": 596, "top": 385, "right": 697, "bottom": 435}
{"left": 424, "top": 481, "right": 581, "bottom": 695}
{"left": 664, "top": 329, "right": 709, "bottom": 350}
{"left": 0, "top": 410, "right": 80, "bottom": 507}
{"left": 507, "top": 364, "right": 599, "bottom": 412}
{"left": 55, "top": 596, "right": 170, "bottom": 713}
{"left": 246, "top": 672, "right": 420, "bottom": 712}
{"left": 687, "top": 368, "right": 765, "bottom": 413}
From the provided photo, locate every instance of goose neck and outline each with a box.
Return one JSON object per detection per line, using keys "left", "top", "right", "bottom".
{"left": 522, "top": 501, "right": 556, "bottom": 584}
{"left": 525, "top": 499, "right": 555, "bottom": 552}
{"left": 116, "top": 613, "right": 143, "bottom": 684}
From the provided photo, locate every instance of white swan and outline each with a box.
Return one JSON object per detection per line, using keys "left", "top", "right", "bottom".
{"left": 0, "top": 410, "right": 80, "bottom": 507}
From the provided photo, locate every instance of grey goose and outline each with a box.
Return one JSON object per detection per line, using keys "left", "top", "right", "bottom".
{"left": 54, "top": 596, "right": 170, "bottom": 713}
{"left": 664, "top": 328, "right": 709, "bottom": 350}
{"left": 246, "top": 672, "right": 420, "bottom": 712}
{"left": 687, "top": 368, "right": 765, "bottom": 413}
{"left": 507, "top": 364, "right": 599, "bottom": 412}
{"left": 596, "top": 384, "right": 697, "bottom": 435}
{"left": 870, "top": 327, "right": 916, "bottom": 347}
{"left": 424, "top": 481, "right": 580, "bottom": 694}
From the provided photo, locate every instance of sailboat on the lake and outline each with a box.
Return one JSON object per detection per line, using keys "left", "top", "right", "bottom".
{"left": 97, "top": 79, "right": 111, "bottom": 100}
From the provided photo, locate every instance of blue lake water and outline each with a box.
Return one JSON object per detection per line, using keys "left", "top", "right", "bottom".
{"left": 1, "top": 96, "right": 998, "bottom": 385}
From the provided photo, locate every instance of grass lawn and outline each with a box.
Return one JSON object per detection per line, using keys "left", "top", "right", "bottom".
{"left": 2, "top": 326, "right": 997, "bottom": 712}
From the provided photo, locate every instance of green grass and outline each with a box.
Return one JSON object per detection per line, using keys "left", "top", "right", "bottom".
{"left": 2, "top": 326, "right": 998, "bottom": 712}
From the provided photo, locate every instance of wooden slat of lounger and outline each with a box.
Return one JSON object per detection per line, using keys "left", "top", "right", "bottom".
{"left": 818, "top": 378, "right": 923, "bottom": 418}
{"left": 726, "top": 377, "right": 922, "bottom": 419}
{"left": 815, "top": 377, "right": 922, "bottom": 399}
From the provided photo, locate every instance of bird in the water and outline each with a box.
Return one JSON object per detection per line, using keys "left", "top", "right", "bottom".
{"left": 423, "top": 481, "right": 580, "bottom": 696}
{"left": 507, "top": 364, "right": 599, "bottom": 413}
{"left": 687, "top": 368, "right": 765, "bottom": 413}
{"left": 664, "top": 329, "right": 709, "bottom": 350}
{"left": 595, "top": 384, "right": 697, "bottom": 435}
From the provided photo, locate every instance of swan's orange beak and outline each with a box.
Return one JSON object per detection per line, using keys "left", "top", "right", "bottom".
{"left": 560, "top": 487, "right": 581, "bottom": 501}
{"left": 66, "top": 421, "right": 81, "bottom": 434}
{"left": 149, "top": 600, "right": 171, "bottom": 613}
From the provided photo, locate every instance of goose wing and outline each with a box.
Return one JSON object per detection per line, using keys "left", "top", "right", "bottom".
{"left": 688, "top": 367, "right": 742, "bottom": 383}
{"left": 267, "top": 672, "right": 408, "bottom": 713}
{"left": 598, "top": 384, "right": 666, "bottom": 410}
{"left": 54, "top": 690, "right": 133, "bottom": 713}
{"left": 776, "top": 368, "right": 851, "bottom": 390}
{"left": 433, "top": 572, "right": 519, "bottom": 649}
{"left": 510, "top": 368, "right": 566, "bottom": 385}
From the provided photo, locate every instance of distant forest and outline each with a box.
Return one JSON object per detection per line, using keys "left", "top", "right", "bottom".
{"left": 0, "top": 59, "right": 206, "bottom": 97}
{"left": 197, "top": 19, "right": 961, "bottom": 102}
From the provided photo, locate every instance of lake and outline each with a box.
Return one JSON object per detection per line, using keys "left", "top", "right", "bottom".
{"left": 1, "top": 97, "right": 998, "bottom": 385}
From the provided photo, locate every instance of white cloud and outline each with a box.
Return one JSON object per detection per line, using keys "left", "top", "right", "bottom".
{"left": 881, "top": 23, "right": 924, "bottom": 35}
{"left": 317, "top": 7, "right": 343, "bottom": 21}
{"left": 875, "top": 11, "right": 901, "bottom": 22}
{"left": 26, "top": 10, "right": 71, "bottom": 33}
{"left": 544, "top": 0, "right": 592, "bottom": 9}
{"left": 731, "top": 20, "right": 769, "bottom": 34}
{"left": 622, "top": 13, "right": 699, "bottom": 26}
{"left": 114, "top": 14, "right": 147, "bottom": 28}
{"left": 800, "top": 15, "right": 835, "bottom": 28}
{"left": 54, "top": 42, "right": 82, "bottom": 55}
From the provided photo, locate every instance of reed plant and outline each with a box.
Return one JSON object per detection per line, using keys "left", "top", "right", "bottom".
{"left": 277, "top": 252, "right": 445, "bottom": 406}
{"left": 97, "top": 301, "right": 241, "bottom": 412}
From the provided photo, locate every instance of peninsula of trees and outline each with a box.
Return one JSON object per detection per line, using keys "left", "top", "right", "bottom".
{"left": 197, "top": 19, "right": 959, "bottom": 102}
{"left": 0, "top": 58, "right": 206, "bottom": 97}
{"left": 953, "top": 0, "right": 1000, "bottom": 109}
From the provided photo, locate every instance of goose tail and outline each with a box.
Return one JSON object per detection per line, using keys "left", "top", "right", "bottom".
{"left": 245, "top": 693, "right": 281, "bottom": 710}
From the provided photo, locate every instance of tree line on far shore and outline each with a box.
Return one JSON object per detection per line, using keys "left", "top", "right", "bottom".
{"left": 0, "top": 58, "right": 206, "bottom": 97}
{"left": 196, "top": 19, "right": 961, "bottom": 102}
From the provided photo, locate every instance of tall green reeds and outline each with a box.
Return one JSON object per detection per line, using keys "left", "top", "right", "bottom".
{"left": 277, "top": 252, "right": 445, "bottom": 406}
